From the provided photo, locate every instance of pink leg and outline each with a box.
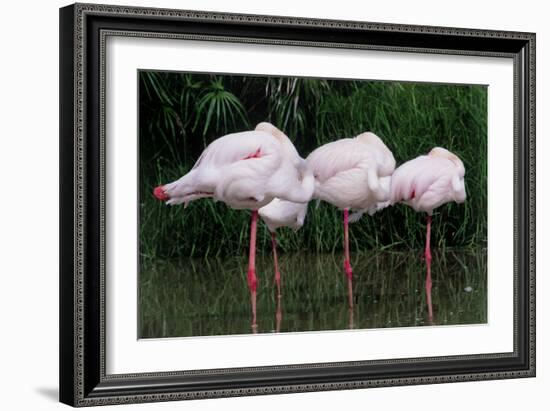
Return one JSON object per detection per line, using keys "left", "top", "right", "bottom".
{"left": 425, "top": 214, "right": 433, "bottom": 322}
{"left": 343, "top": 209, "right": 353, "bottom": 309}
{"left": 247, "top": 210, "right": 258, "bottom": 329}
{"left": 271, "top": 231, "right": 282, "bottom": 299}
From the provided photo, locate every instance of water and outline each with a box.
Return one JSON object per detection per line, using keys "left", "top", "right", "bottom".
{"left": 139, "top": 249, "right": 487, "bottom": 338}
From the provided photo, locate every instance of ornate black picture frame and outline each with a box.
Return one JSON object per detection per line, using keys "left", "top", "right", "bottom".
{"left": 59, "top": 3, "right": 535, "bottom": 407}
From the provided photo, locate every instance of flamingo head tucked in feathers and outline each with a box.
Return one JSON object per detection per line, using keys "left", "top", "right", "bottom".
{"left": 356, "top": 132, "right": 396, "bottom": 176}
{"left": 428, "top": 147, "right": 465, "bottom": 176}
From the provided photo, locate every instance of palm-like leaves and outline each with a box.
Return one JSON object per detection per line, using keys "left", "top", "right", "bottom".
{"left": 139, "top": 71, "right": 487, "bottom": 258}
{"left": 193, "top": 77, "right": 250, "bottom": 138}
{"left": 265, "top": 77, "right": 329, "bottom": 139}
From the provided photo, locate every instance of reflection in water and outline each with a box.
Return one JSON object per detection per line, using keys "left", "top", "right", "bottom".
{"left": 274, "top": 296, "right": 353, "bottom": 333}
{"left": 275, "top": 296, "right": 282, "bottom": 333}
{"left": 139, "top": 249, "right": 487, "bottom": 338}
{"left": 348, "top": 307, "right": 354, "bottom": 330}
{"left": 425, "top": 216, "right": 434, "bottom": 323}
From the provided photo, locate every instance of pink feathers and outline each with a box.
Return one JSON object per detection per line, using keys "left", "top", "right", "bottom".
{"left": 306, "top": 132, "right": 395, "bottom": 309}
{"left": 386, "top": 147, "right": 466, "bottom": 322}
{"left": 151, "top": 123, "right": 466, "bottom": 324}
{"left": 241, "top": 148, "right": 262, "bottom": 160}
{"left": 153, "top": 126, "right": 313, "bottom": 211}
{"left": 306, "top": 132, "right": 395, "bottom": 211}
{"left": 152, "top": 123, "right": 314, "bottom": 328}
{"left": 389, "top": 147, "right": 466, "bottom": 214}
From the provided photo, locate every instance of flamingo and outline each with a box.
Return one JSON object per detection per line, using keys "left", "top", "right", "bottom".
{"left": 388, "top": 147, "right": 466, "bottom": 321}
{"left": 306, "top": 132, "right": 396, "bottom": 308}
{"left": 153, "top": 122, "right": 314, "bottom": 329}
{"left": 258, "top": 198, "right": 308, "bottom": 299}
{"left": 257, "top": 197, "right": 307, "bottom": 333}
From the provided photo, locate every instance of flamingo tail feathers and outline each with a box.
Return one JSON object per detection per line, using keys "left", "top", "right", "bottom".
{"left": 348, "top": 210, "right": 365, "bottom": 223}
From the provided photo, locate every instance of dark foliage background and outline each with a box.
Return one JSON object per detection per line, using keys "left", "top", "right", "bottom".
{"left": 139, "top": 71, "right": 487, "bottom": 260}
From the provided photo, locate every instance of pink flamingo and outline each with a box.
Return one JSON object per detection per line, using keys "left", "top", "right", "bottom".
{"left": 306, "top": 132, "right": 395, "bottom": 308}
{"left": 388, "top": 147, "right": 466, "bottom": 321}
{"left": 153, "top": 122, "right": 314, "bottom": 329}
{"left": 258, "top": 198, "right": 308, "bottom": 299}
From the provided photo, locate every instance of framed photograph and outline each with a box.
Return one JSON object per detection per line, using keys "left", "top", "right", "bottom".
{"left": 59, "top": 3, "right": 535, "bottom": 407}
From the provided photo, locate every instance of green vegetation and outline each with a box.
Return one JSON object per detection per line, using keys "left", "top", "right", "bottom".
{"left": 138, "top": 71, "right": 488, "bottom": 338}
{"left": 139, "top": 71, "right": 487, "bottom": 260}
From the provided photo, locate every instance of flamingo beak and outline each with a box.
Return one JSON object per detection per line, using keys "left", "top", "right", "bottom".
{"left": 153, "top": 185, "right": 169, "bottom": 201}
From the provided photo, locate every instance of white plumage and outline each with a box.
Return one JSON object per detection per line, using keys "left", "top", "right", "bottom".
{"left": 305, "top": 131, "right": 396, "bottom": 308}
{"left": 257, "top": 196, "right": 309, "bottom": 299}
{"left": 158, "top": 123, "right": 314, "bottom": 210}
{"left": 387, "top": 146, "right": 467, "bottom": 321}
{"left": 153, "top": 122, "right": 314, "bottom": 328}
{"left": 388, "top": 147, "right": 466, "bottom": 214}
{"left": 259, "top": 198, "right": 307, "bottom": 233}
{"left": 253, "top": 124, "right": 313, "bottom": 299}
{"left": 306, "top": 132, "right": 396, "bottom": 214}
